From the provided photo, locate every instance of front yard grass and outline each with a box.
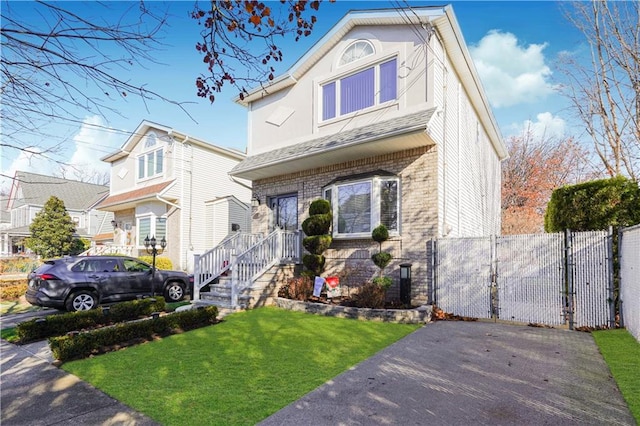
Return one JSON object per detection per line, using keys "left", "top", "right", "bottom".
{"left": 592, "top": 329, "right": 640, "bottom": 422}
{"left": 62, "top": 306, "right": 420, "bottom": 425}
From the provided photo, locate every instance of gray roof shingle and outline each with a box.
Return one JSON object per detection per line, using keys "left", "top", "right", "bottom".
{"left": 12, "top": 172, "right": 109, "bottom": 210}
{"left": 230, "top": 109, "right": 436, "bottom": 176}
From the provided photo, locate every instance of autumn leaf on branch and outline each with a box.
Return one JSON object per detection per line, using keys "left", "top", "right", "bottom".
{"left": 191, "top": 0, "right": 334, "bottom": 103}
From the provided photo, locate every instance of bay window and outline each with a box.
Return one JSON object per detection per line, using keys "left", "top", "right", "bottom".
{"left": 137, "top": 216, "right": 167, "bottom": 246}
{"left": 323, "top": 173, "right": 400, "bottom": 238}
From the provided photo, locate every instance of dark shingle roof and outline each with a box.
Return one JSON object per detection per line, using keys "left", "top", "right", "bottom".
{"left": 13, "top": 172, "right": 109, "bottom": 210}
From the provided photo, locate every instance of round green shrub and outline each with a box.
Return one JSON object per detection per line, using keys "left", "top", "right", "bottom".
{"left": 302, "top": 254, "right": 325, "bottom": 276}
{"left": 372, "top": 224, "right": 389, "bottom": 243}
{"left": 302, "top": 235, "right": 333, "bottom": 255}
{"left": 139, "top": 256, "right": 173, "bottom": 270}
{"left": 371, "top": 252, "right": 392, "bottom": 270}
{"left": 302, "top": 214, "right": 332, "bottom": 236}
{"left": 309, "top": 199, "right": 331, "bottom": 215}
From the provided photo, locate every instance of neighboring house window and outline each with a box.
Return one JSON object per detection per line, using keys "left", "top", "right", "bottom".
{"left": 321, "top": 57, "right": 397, "bottom": 121}
{"left": 137, "top": 133, "right": 163, "bottom": 180}
{"left": 137, "top": 216, "right": 167, "bottom": 246}
{"left": 323, "top": 173, "right": 400, "bottom": 238}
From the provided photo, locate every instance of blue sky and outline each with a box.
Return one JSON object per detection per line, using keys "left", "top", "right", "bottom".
{"left": 1, "top": 1, "right": 585, "bottom": 189}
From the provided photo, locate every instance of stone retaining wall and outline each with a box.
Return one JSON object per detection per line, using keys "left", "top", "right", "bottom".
{"left": 273, "top": 297, "right": 432, "bottom": 324}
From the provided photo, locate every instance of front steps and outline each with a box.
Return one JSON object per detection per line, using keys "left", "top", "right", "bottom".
{"left": 195, "top": 263, "right": 301, "bottom": 311}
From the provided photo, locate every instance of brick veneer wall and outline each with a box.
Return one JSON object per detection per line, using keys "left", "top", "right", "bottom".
{"left": 251, "top": 146, "right": 438, "bottom": 305}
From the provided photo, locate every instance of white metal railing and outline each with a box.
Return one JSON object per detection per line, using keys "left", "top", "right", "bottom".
{"left": 229, "top": 229, "right": 300, "bottom": 306}
{"left": 80, "top": 244, "right": 135, "bottom": 256}
{"left": 193, "top": 229, "right": 300, "bottom": 306}
{"left": 193, "top": 232, "right": 265, "bottom": 300}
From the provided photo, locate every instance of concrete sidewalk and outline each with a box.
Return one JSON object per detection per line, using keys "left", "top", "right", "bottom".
{"left": 260, "top": 321, "right": 635, "bottom": 425}
{"left": 1, "top": 338, "right": 159, "bottom": 425}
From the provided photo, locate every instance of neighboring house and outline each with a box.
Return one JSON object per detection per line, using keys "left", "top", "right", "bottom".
{"left": 96, "top": 121, "right": 251, "bottom": 272}
{"left": 0, "top": 171, "right": 113, "bottom": 257}
{"left": 216, "top": 5, "right": 507, "bottom": 305}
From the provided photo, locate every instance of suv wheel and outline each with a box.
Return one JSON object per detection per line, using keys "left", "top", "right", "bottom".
{"left": 164, "top": 282, "right": 185, "bottom": 302}
{"left": 66, "top": 291, "right": 98, "bottom": 312}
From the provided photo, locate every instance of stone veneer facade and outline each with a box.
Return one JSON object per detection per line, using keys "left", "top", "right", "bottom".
{"left": 250, "top": 146, "right": 438, "bottom": 305}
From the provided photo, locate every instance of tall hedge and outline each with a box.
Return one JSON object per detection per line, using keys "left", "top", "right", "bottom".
{"left": 544, "top": 176, "right": 640, "bottom": 232}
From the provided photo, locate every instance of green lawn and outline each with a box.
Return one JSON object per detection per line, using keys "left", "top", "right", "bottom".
{"left": 62, "top": 306, "right": 420, "bottom": 425}
{"left": 592, "top": 329, "right": 640, "bottom": 423}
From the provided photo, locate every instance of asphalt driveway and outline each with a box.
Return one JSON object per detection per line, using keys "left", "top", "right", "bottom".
{"left": 260, "top": 320, "right": 635, "bottom": 425}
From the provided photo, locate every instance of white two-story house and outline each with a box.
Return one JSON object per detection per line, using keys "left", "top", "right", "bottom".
{"left": 96, "top": 121, "right": 252, "bottom": 272}
{"left": 194, "top": 5, "right": 507, "bottom": 307}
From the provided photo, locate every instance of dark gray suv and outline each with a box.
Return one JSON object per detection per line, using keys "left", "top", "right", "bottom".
{"left": 26, "top": 256, "right": 190, "bottom": 311}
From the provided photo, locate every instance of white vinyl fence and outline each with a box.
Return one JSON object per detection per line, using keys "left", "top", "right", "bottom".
{"left": 434, "top": 230, "right": 614, "bottom": 329}
{"left": 620, "top": 224, "right": 640, "bottom": 342}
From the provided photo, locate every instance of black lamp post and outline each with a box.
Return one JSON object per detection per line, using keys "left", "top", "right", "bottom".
{"left": 144, "top": 235, "right": 166, "bottom": 296}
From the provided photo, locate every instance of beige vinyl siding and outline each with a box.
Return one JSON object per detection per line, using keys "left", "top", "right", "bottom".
{"left": 249, "top": 25, "right": 428, "bottom": 156}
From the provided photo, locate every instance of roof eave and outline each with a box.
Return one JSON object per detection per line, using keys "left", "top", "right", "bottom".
{"left": 231, "top": 127, "right": 434, "bottom": 181}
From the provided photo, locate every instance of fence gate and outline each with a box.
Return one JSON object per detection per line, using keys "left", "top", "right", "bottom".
{"left": 434, "top": 237, "right": 493, "bottom": 319}
{"left": 497, "top": 234, "right": 565, "bottom": 326}
{"left": 433, "top": 230, "right": 613, "bottom": 329}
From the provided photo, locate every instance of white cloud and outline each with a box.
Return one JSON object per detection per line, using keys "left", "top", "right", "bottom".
{"left": 1, "top": 147, "right": 57, "bottom": 191}
{"left": 60, "top": 116, "right": 122, "bottom": 181}
{"left": 506, "top": 112, "right": 567, "bottom": 139}
{"left": 1, "top": 116, "right": 122, "bottom": 192}
{"left": 470, "top": 30, "right": 555, "bottom": 108}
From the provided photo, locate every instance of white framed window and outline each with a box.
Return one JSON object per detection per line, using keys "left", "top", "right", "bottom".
{"left": 321, "top": 57, "right": 397, "bottom": 121}
{"left": 136, "top": 215, "right": 167, "bottom": 246}
{"left": 323, "top": 173, "right": 400, "bottom": 239}
{"left": 137, "top": 133, "right": 164, "bottom": 180}
{"left": 339, "top": 40, "right": 375, "bottom": 67}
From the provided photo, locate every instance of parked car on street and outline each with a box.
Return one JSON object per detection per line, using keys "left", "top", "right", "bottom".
{"left": 26, "top": 256, "right": 190, "bottom": 311}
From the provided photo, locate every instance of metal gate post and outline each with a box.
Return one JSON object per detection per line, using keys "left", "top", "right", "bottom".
{"left": 565, "top": 230, "right": 575, "bottom": 330}
{"left": 490, "top": 234, "right": 498, "bottom": 320}
{"left": 607, "top": 226, "right": 616, "bottom": 328}
{"left": 431, "top": 238, "right": 438, "bottom": 307}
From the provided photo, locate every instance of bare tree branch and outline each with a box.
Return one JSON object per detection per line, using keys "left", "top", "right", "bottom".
{"left": 557, "top": 1, "right": 640, "bottom": 180}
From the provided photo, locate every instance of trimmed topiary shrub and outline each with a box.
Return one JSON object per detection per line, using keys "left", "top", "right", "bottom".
{"left": 302, "top": 199, "right": 332, "bottom": 276}
{"left": 302, "top": 254, "right": 326, "bottom": 276}
{"left": 309, "top": 199, "right": 331, "bottom": 215}
{"left": 302, "top": 235, "right": 332, "bottom": 255}
{"left": 301, "top": 214, "right": 332, "bottom": 236}
{"left": 545, "top": 176, "right": 640, "bottom": 232}
{"left": 372, "top": 252, "right": 392, "bottom": 271}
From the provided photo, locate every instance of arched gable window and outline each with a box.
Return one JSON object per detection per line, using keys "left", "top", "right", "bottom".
{"left": 339, "top": 40, "right": 374, "bottom": 67}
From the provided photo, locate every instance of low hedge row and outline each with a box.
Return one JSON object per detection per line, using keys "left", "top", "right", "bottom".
{"left": 16, "top": 297, "right": 166, "bottom": 343}
{"left": 0, "top": 283, "right": 27, "bottom": 300}
{"left": 50, "top": 306, "right": 218, "bottom": 362}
